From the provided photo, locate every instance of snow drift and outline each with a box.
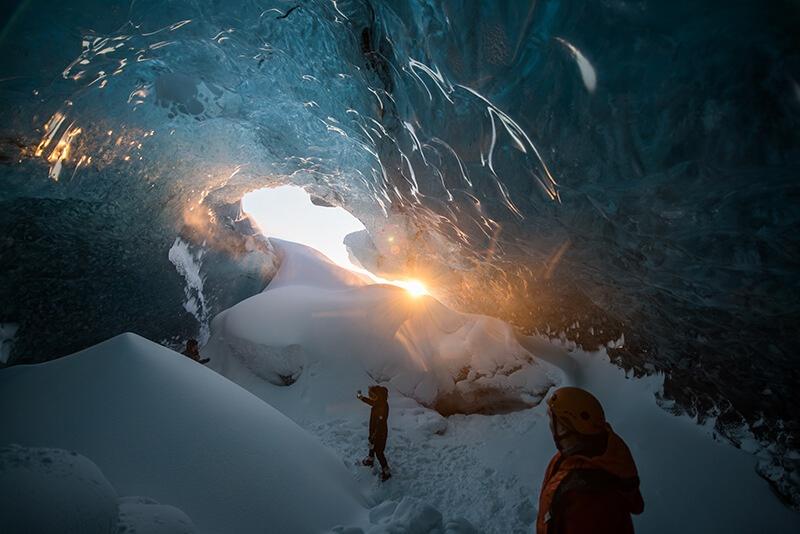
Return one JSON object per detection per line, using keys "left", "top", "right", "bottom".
{"left": 206, "top": 239, "right": 560, "bottom": 416}
{"left": 0, "top": 444, "right": 194, "bottom": 534}
{"left": 0, "top": 333, "right": 366, "bottom": 533}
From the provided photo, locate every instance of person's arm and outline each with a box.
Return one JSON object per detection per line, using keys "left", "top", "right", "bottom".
{"left": 610, "top": 474, "right": 644, "bottom": 515}
{"left": 357, "top": 392, "right": 375, "bottom": 406}
{"left": 621, "top": 486, "right": 644, "bottom": 515}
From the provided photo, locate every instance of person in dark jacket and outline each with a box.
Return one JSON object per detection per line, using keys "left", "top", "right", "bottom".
{"left": 357, "top": 385, "right": 391, "bottom": 481}
{"left": 182, "top": 338, "right": 210, "bottom": 365}
{"left": 537, "top": 387, "right": 644, "bottom": 534}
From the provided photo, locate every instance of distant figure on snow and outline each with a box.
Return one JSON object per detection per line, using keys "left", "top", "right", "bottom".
{"left": 357, "top": 385, "right": 391, "bottom": 481}
{"left": 182, "top": 338, "right": 210, "bottom": 365}
{"left": 537, "top": 387, "right": 644, "bottom": 534}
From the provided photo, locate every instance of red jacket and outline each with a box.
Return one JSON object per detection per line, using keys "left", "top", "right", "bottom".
{"left": 536, "top": 425, "right": 644, "bottom": 534}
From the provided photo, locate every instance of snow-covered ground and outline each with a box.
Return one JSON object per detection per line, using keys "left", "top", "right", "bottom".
{"left": 1, "top": 236, "right": 798, "bottom": 533}
{"left": 206, "top": 238, "right": 800, "bottom": 533}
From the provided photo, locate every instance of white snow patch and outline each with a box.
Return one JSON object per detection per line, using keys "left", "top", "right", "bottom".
{"left": 168, "top": 237, "right": 210, "bottom": 342}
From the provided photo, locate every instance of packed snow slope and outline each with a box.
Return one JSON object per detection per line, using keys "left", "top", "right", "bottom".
{"left": 205, "top": 238, "right": 800, "bottom": 533}
{"left": 0, "top": 333, "right": 366, "bottom": 533}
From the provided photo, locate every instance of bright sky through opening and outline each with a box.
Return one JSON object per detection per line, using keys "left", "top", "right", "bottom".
{"left": 242, "top": 186, "right": 428, "bottom": 297}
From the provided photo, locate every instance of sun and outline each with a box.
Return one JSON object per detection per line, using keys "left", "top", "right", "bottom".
{"left": 399, "top": 279, "right": 428, "bottom": 298}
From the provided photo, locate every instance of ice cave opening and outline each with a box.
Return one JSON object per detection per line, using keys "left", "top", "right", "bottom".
{"left": 242, "top": 185, "right": 368, "bottom": 275}
{"left": 242, "top": 184, "right": 430, "bottom": 298}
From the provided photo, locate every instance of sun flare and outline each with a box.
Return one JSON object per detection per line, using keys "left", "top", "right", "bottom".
{"left": 397, "top": 279, "right": 428, "bottom": 298}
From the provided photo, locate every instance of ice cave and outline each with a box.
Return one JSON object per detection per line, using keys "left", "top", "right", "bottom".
{"left": 0, "top": 1, "right": 798, "bottom": 533}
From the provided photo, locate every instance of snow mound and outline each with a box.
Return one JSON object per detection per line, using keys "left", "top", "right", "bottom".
{"left": 117, "top": 497, "right": 195, "bottom": 534}
{"left": 330, "top": 497, "right": 478, "bottom": 534}
{"left": 0, "top": 444, "right": 197, "bottom": 534}
{"left": 231, "top": 339, "right": 306, "bottom": 386}
{"left": 0, "top": 333, "right": 365, "bottom": 533}
{"left": 0, "top": 444, "right": 118, "bottom": 534}
{"left": 269, "top": 238, "right": 373, "bottom": 290}
{"left": 208, "top": 239, "right": 560, "bottom": 415}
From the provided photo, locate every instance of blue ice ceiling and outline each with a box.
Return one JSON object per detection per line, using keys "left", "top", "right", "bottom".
{"left": 0, "top": 0, "right": 799, "bottom": 499}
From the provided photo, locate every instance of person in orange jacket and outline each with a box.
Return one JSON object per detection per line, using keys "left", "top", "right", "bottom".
{"left": 536, "top": 387, "right": 644, "bottom": 534}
